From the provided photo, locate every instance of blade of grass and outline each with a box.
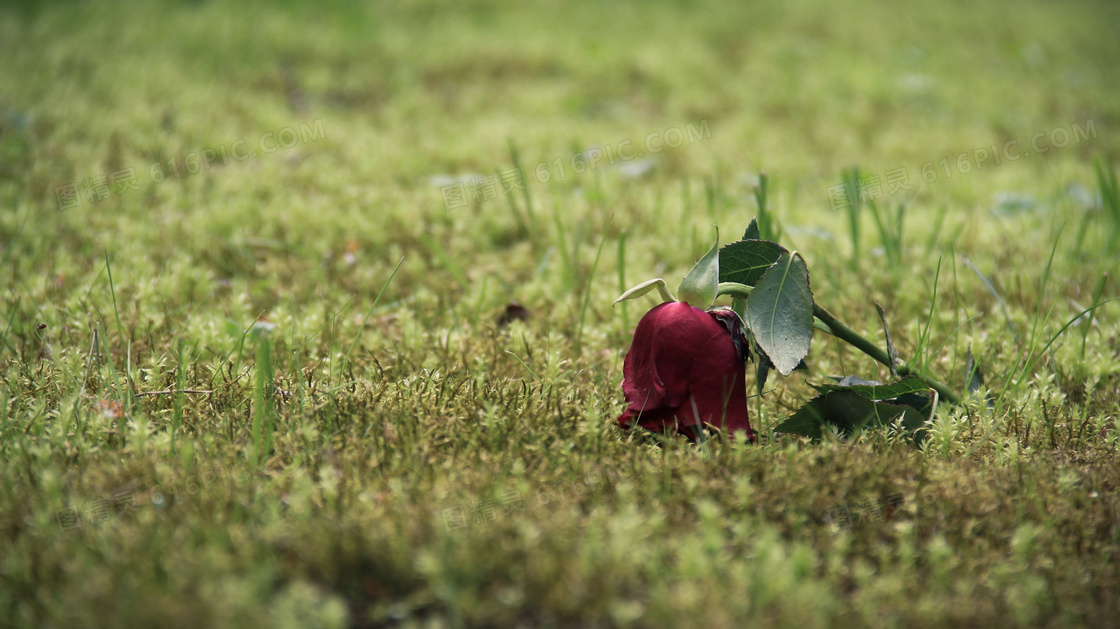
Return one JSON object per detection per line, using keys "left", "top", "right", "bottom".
{"left": 104, "top": 251, "right": 127, "bottom": 359}
{"left": 72, "top": 327, "right": 100, "bottom": 430}
{"left": 842, "top": 167, "right": 861, "bottom": 270}
{"left": 963, "top": 255, "right": 1018, "bottom": 341}
{"left": 508, "top": 140, "right": 537, "bottom": 239}
{"left": 574, "top": 230, "right": 609, "bottom": 357}
{"left": 617, "top": 231, "right": 629, "bottom": 334}
{"left": 914, "top": 256, "right": 943, "bottom": 378}
{"left": 1095, "top": 156, "right": 1119, "bottom": 250}
{"left": 342, "top": 256, "right": 405, "bottom": 372}
{"left": 419, "top": 235, "right": 468, "bottom": 289}
{"left": 755, "top": 171, "right": 779, "bottom": 242}
{"left": 1080, "top": 273, "right": 1108, "bottom": 359}
{"left": 553, "top": 204, "right": 574, "bottom": 293}
{"left": 997, "top": 229, "right": 1064, "bottom": 403}
{"left": 251, "top": 333, "right": 274, "bottom": 468}
{"left": 171, "top": 338, "right": 186, "bottom": 455}
{"left": 0, "top": 297, "right": 20, "bottom": 359}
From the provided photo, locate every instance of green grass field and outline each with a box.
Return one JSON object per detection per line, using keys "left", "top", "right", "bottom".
{"left": 2, "top": 0, "right": 1119, "bottom": 626}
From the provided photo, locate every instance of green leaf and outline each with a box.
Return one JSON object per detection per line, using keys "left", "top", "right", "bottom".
{"left": 813, "top": 375, "right": 930, "bottom": 400}
{"left": 743, "top": 218, "right": 760, "bottom": 241}
{"left": 614, "top": 278, "right": 674, "bottom": 306}
{"left": 750, "top": 330, "right": 807, "bottom": 399}
{"left": 677, "top": 229, "right": 719, "bottom": 309}
{"left": 744, "top": 251, "right": 813, "bottom": 376}
{"left": 718, "top": 239, "right": 788, "bottom": 287}
{"left": 775, "top": 390, "right": 929, "bottom": 441}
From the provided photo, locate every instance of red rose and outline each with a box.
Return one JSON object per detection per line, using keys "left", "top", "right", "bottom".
{"left": 618, "top": 301, "right": 756, "bottom": 441}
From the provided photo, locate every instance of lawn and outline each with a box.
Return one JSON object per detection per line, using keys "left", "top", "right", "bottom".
{"left": 1, "top": 0, "right": 1119, "bottom": 627}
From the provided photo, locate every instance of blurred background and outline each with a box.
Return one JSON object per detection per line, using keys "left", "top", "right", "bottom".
{"left": 3, "top": 0, "right": 1116, "bottom": 220}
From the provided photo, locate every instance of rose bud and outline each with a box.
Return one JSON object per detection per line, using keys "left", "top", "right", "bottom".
{"left": 618, "top": 301, "right": 755, "bottom": 441}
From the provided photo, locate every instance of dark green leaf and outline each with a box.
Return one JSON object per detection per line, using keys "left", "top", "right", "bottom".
{"left": 756, "top": 359, "right": 770, "bottom": 398}
{"left": 718, "top": 239, "right": 788, "bottom": 288}
{"left": 775, "top": 390, "right": 929, "bottom": 441}
{"left": 891, "top": 392, "right": 936, "bottom": 416}
{"left": 814, "top": 375, "right": 930, "bottom": 400}
{"left": 749, "top": 331, "right": 771, "bottom": 396}
{"left": 743, "top": 218, "right": 760, "bottom": 241}
{"left": 744, "top": 252, "right": 813, "bottom": 376}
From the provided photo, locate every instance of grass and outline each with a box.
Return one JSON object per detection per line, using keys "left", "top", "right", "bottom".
{"left": 1, "top": 0, "right": 1120, "bottom": 627}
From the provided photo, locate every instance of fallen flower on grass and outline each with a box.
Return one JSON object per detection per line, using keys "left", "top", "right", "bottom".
{"left": 618, "top": 301, "right": 755, "bottom": 441}
{"left": 616, "top": 210, "right": 975, "bottom": 446}
{"left": 615, "top": 230, "right": 755, "bottom": 441}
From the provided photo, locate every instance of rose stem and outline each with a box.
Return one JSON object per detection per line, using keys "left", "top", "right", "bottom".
{"left": 717, "top": 282, "right": 961, "bottom": 405}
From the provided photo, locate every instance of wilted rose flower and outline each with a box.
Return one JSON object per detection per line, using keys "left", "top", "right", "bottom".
{"left": 618, "top": 301, "right": 755, "bottom": 441}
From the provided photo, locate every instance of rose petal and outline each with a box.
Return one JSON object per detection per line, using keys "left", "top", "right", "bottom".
{"left": 687, "top": 332, "right": 754, "bottom": 440}
{"left": 622, "top": 302, "right": 722, "bottom": 411}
